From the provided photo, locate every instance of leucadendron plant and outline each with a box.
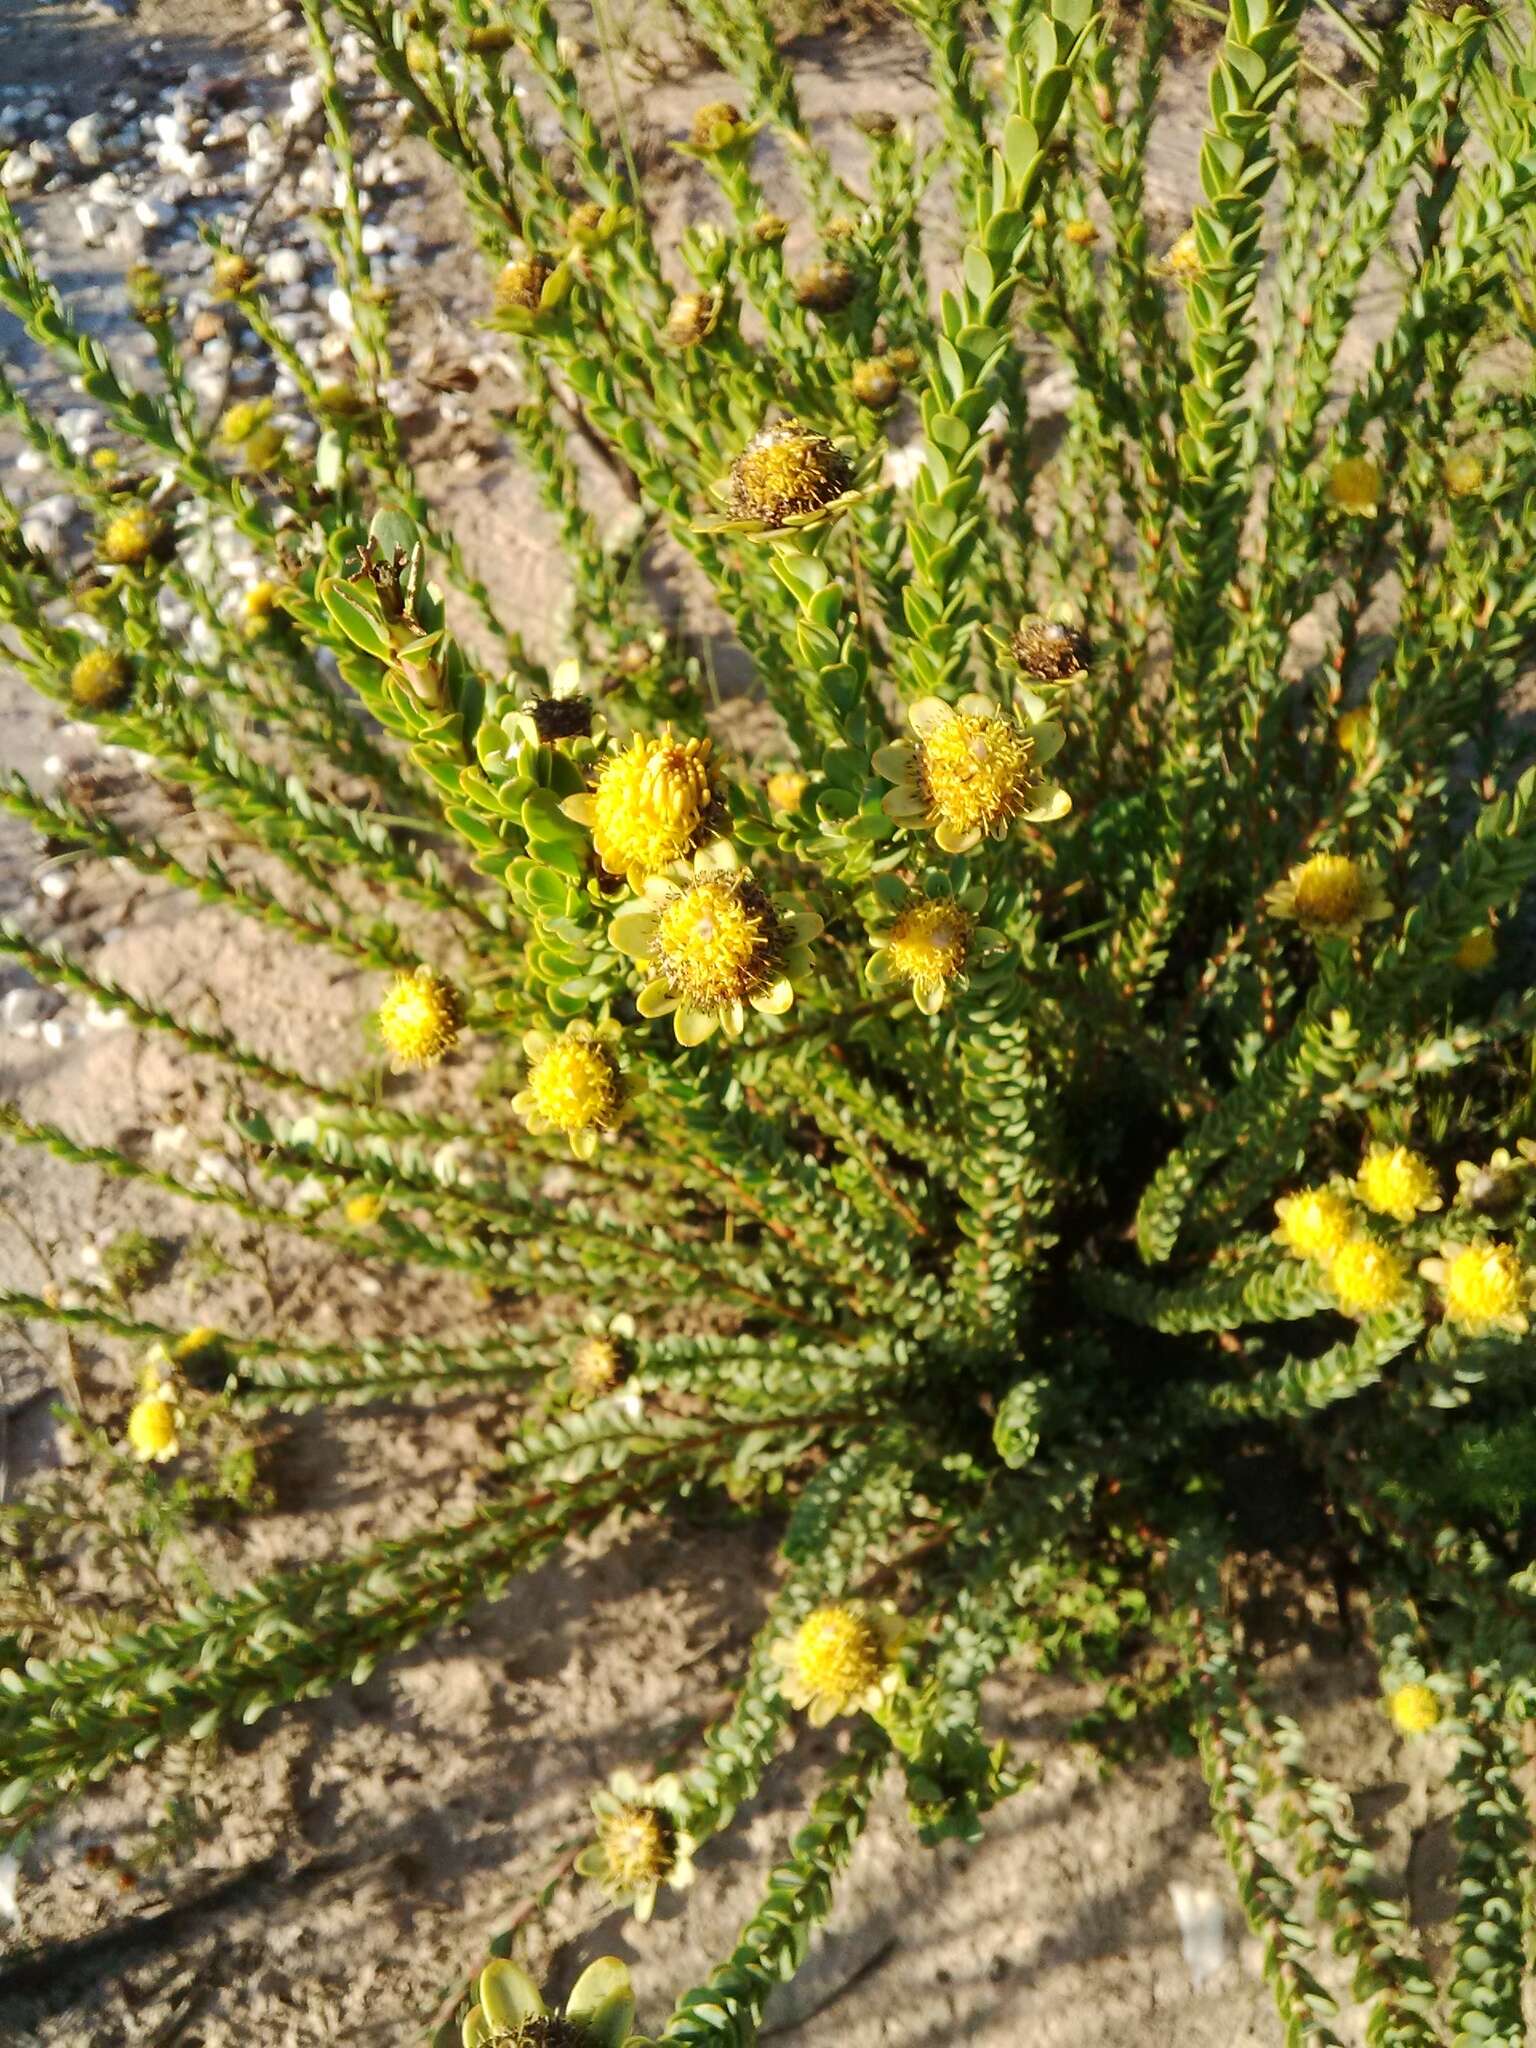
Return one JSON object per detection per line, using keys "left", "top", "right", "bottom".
{"left": 3, "top": 0, "right": 1536, "bottom": 2037}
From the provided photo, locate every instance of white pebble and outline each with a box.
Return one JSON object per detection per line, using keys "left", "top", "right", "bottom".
{"left": 132, "top": 193, "right": 176, "bottom": 229}
{"left": 66, "top": 112, "right": 109, "bottom": 169}
{"left": 265, "top": 246, "right": 306, "bottom": 286}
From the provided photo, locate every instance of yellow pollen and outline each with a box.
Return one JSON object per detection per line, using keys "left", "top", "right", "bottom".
{"left": 1357, "top": 1145, "right": 1440, "bottom": 1223}
{"left": 376, "top": 967, "right": 464, "bottom": 1070}
{"left": 589, "top": 733, "right": 718, "bottom": 880}
{"left": 1290, "top": 854, "right": 1367, "bottom": 927}
{"left": 127, "top": 1394, "right": 178, "bottom": 1462}
{"left": 653, "top": 876, "right": 782, "bottom": 1009}
{"left": 1273, "top": 1188, "right": 1353, "bottom": 1263}
{"left": 788, "top": 1606, "right": 886, "bottom": 1711}
{"left": 1388, "top": 1683, "right": 1440, "bottom": 1735}
{"left": 1440, "top": 1243, "right": 1525, "bottom": 1328}
{"left": 1327, "top": 1237, "right": 1412, "bottom": 1318}
{"left": 917, "top": 709, "right": 1036, "bottom": 837}
{"left": 886, "top": 901, "right": 973, "bottom": 987}
{"left": 598, "top": 1804, "right": 675, "bottom": 1889}
{"left": 527, "top": 1038, "right": 621, "bottom": 1135}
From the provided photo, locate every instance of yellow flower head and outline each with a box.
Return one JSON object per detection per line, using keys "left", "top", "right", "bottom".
{"left": 664, "top": 290, "right": 721, "bottom": 350}
{"left": 1327, "top": 1236, "right": 1413, "bottom": 1319}
{"left": 851, "top": 357, "right": 901, "bottom": 410}
{"left": 876, "top": 692, "right": 1070, "bottom": 855}
{"left": 611, "top": 860, "right": 821, "bottom": 1046}
{"left": 765, "top": 768, "right": 807, "bottom": 812}
{"left": 570, "top": 1334, "right": 626, "bottom": 1405}
{"left": 1273, "top": 1187, "right": 1354, "bottom": 1264}
{"left": 794, "top": 259, "right": 858, "bottom": 313}
{"left": 1335, "top": 707, "right": 1372, "bottom": 757}
{"left": 1266, "top": 852, "right": 1390, "bottom": 940}
{"left": 99, "top": 502, "right": 167, "bottom": 568}
{"left": 492, "top": 253, "right": 569, "bottom": 327}
{"left": 512, "top": 1023, "right": 628, "bottom": 1159}
{"left": 1328, "top": 455, "right": 1381, "bottom": 515}
{"left": 462, "top": 1956, "right": 637, "bottom": 2048}
{"left": 345, "top": 1191, "right": 383, "bottom": 1227}
{"left": 243, "top": 581, "right": 283, "bottom": 633}
{"left": 1163, "top": 227, "right": 1201, "bottom": 283}
{"left": 689, "top": 99, "right": 745, "bottom": 150}
{"left": 724, "top": 418, "right": 855, "bottom": 531}
{"left": 1388, "top": 1682, "right": 1440, "bottom": 1735}
{"left": 1357, "top": 1143, "right": 1441, "bottom": 1224}
{"left": 174, "top": 1325, "right": 224, "bottom": 1374}
{"left": 1426, "top": 1240, "right": 1528, "bottom": 1333}
{"left": 219, "top": 399, "right": 268, "bottom": 447}
{"left": 127, "top": 1393, "right": 179, "bottom": 1464}
{"left": 211, "top": 249, "right": 259, "bottom": 299}
{"left": 870, "top": 896, "right": 975, "bottom": 1015}
{"left": 769, "top": 1602, "right": 907, "bottom": 1725}
{"left": 1455, "top": 926, "right": 1496, "bottom": 973}
{"left": 376, "top": 966, "right": 465, "bottom": 1071}
{"left": 561, "top": 729, "right": 724, "bottom": 888}
{"left": 579, "top": 1771, "right": 697, "bottom": 1921}
{"left": 1064, "top": 217, "right": 1099, "bottom": 247}
{"left": 1442, "top": 450, "right": 1484, "bottom": 499}
{"left": 751, "top": 211, "right": 789, "bottom": 245}
{"left": 68, "top": 647, "right": 132, "bottom": 713}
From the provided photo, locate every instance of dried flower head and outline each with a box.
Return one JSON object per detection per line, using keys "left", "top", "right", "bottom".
{"left": 1328, "top": 455, "right": 1381, "bottom": 515}
{"left": 1388, "top": 1682, "right": 1440, "bottom": 1735}
{"left": 793, "top": 259, "right": 858, "bottom": 313}
{"left": 1453, "top": 1148, "right": 1525, "bottom": 1216}
{"left": 1266, "top": 853, "right": 1389, "bottom": 940}
{"left": 1326, "top": 1236, "right": 1413, "bottom": 1319}
{"left": 750, "top": 211, "right": 789, "bottom": 245}
{"left": 560, "top": 729, "right": 726, "bottom": 887}
{"left": 68, "top": 647, "right": 132, "bottom": 712}
{"left": 513, "top": 1021, "right": 633, "bottom": 1160}
{"left": 1273, "top": 1187, "right": 1355, "bottom": 1264}
{"left": 496, "top": 256, "right": 553, "bottom": 314}
{"left": 721, "top": 418, "right": 856, "bottom": 533}
{"left": 876, "top": 692, "right": 1070, "bottom": 854}
{"left": 375, "top": 966, "right": 465, "bottom": 1071}
{"left": 1356, "top": 1144, "right": 1441, "bottom": 1224}
{"left": 851, "top": 357, "right": 901, "bottom": 410}
{"left": 768, "top": 1602, "right": 907, "bottom": 1724}
{"left": 1011, "top": 615, "right": 1091, "bottom": 681}
{"left": 579, "top": 1772, "right": 697, "bottom": 1921}
{"left": 610, "top": 858, "right": 821, "bottom": 1046}
{"left": 1421, "top": 1240, "right": 1528, "bottom": 1333}
{"left": 126, "top": 263, "right": 169, "bottom": 318}
{"left": 127, "top": 1392, "right": 180, "bottom": 1464}
{"left": 526, "top": 693, "right": 593, "bottom": 743}
{"left": 869, "top": 895, "right": 977, "bottom": 1015}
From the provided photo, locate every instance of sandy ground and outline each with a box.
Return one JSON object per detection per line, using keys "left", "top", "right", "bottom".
{"left": 0, "top": 0, "right": 1504, "bottom": 2043}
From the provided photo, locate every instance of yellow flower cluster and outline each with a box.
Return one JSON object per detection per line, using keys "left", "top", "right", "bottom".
{"left": 768, "top": 1602, "right": 907, "bottom": 1725}
{"left": 376, "top": 966, "right": 465, "bottom": 1071}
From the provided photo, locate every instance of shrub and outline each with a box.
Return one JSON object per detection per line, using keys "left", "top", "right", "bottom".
{"left": 3, "top": 0, "right": 1536, "bottom": 2040}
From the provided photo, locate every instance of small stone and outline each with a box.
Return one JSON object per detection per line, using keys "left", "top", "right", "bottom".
{"left": 74, "top": 202, "right": 106, "bottom": 246}
{"left": 190, "top": 309, "right": 224, "bottom": 344}
{"left": 0, "top": 150, "right": 39, "bottom": 194}
{"left": 88, "top": 170, "right": 123, "bottom": 204}
{"left": 265, "top": 246, "right": 305, "bottom": 286}
{"left": 66, "top": 112, "right": 109, "bottom": 168}
{"left": 132, "top": 194, "right": 176, "bottom": 229}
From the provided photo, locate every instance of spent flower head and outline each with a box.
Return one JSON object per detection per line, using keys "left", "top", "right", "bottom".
{"left": 376, "top": 966, "right": 466, "bottom": 1071}
{"left": 706, "top": 417, "right": 861, "bottom": 536}
{"left": 1442, "top": 449, "right": 1484, "bottom": 498}
{"left": 851, "top": 357, "right": 902, "bottom": 410}
{"left": 1453, "top": 1147, "right": 1526, "bottom": 1216}
{"left": 1010, "top": 614, "right": 1091, "bottom": 681}
{"left": 769, "top": 1601, "right": 907, "bottom": 1725}
{"left": 1328, "top": 455, "right": 1381, "bottom": 515}
{"left": 875, "top": 691, "right": 1070, "bottom": 854}
{"left": 664, "top": 289, "right": 723, "bottom": 351}
{"left": 794, "top": 259, "right": 858, "bottom": 313}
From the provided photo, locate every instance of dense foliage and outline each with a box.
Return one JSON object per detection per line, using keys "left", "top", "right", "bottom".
{"left": 4, "top": 0, "right": 1536, "bottom": 2039}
